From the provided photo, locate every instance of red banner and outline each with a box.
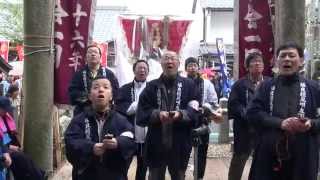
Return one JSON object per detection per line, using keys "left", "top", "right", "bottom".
{"left": 238, "top": 0, "right": 274, "bottom": 77}
{"left": 168, "top": 20, "right": 191, "bottom": 53}
{"left": 16, "top": 45, "right": 24, "bottom": 61}
{"left": 0, "top": 40, "right": 9, "bottom": 62}
{"left": 120, "top": 17, "right": 142, "bottom": 57}
{"left": 98, "top": 43, "right": 108, "bottom": 67}
{"left": 120, "top": 16, "right": 191, "bottom": 58}
{"left": 54, "top": 0, "right": 96, "bottom": 104}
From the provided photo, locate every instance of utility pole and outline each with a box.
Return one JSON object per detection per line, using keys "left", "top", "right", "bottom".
{"left": 23, "top": 0, "right": 54, "bottom": 173}
{"left": 275, "top": 0, "right": 305, "bottom": 48}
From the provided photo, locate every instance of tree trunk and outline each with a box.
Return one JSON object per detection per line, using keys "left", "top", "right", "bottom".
{"left": 23, "top": 0, "right": 54, "bottom": 173}
{"left": 275, "top": 0, "right": 305, "bottom": 49}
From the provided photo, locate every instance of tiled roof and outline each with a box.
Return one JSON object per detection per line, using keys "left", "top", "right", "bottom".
{"left": 201, "top": 0, "right": 234, "bottom": 9}
{"left": 93, "top": 6, "right": 128, "bottom": 42}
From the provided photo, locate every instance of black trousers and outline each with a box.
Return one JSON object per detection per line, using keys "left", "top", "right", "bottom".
{"left": 228, "top": 152, "right": 250, "bottom": 180}
{"left": 148, "top": 165, "right": 185, "bottom": 180}
{"left": 10, "top": 151, "right": 44, "bottom": 180}
{"left": 196, "top": 133, "right": 209, "bottom": 179}
{"left": 135, "top": 143, "right": 147, "bottom": 180}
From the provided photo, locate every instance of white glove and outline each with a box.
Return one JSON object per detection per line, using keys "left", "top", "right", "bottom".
{"left": 127, "top": 101, "right": 138, "bottom": 115}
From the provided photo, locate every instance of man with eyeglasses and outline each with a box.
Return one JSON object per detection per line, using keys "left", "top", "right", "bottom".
{"left": 137, "top": 50, "right": 200, "bottom": 180}
{"left": 68, "top": 44, "right": 119, "bottom": 115}
{"left": 228, "top": 52, "right": 269, "bottom": 180}
{"left": 246, "top": 42, "right": 320, "bottom": 180}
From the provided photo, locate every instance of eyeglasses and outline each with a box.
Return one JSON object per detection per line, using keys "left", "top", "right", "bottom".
{"left": 162, "top": 55, "right": 178, "bottom": 61}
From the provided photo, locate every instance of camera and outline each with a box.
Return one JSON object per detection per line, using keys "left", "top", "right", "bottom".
{"left": 192, "top": 124, "right": 210, "bottom": 137}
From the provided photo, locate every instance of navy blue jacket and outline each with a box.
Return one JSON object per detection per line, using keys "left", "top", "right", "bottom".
{"left": 136, "top": 75, "right": 200, "bottom": 169}
{"left": 65, "top": 109, "right": 135, "bottom": 180}
{"left": 68, "top": 65, "right": 119, "bottom": 115}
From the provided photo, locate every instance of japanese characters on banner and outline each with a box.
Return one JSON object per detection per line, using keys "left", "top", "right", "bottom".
{"left": 54, "top": 0, "right": 96, "bottom": 104}
{"left": 0, "top": 40, "right": 10, "bottom": 62}
{"left": 238, "top": 0, "right": 274, "bottom": 77}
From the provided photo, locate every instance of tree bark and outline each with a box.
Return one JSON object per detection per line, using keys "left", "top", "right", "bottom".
{"left": 275, "top": 0, "right": 305, "bottom": 49}
{"left": 23, "top": 0, "right": 54, "bottom": 173}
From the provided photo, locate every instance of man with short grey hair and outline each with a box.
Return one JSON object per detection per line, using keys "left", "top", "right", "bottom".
{"left": 137, "top": 50, "right": 200, "bottom": 180}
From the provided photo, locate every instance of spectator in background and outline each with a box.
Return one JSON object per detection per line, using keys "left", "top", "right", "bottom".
{"left": 68, "top": 44, "right": 119, "bottom": 115}
{"left": 0, "top": 96, "right": 44, "bottom": 180}
{"left": 115, "top": 60, "right": 149, "bottom": 180}
{"left": 211, "top": 72, "right": 223, "bottom": 102}
{"left": 6, "top": 85, "right": 20, "bottom": 124}
{"left": 0, "top": 75, "right": 13, "bottom": 96}
{"left": 228, "top": 52, "right": 268, "bottom": 180}
{"left": 185, "top": 57, "right": 222, "bottom": 180}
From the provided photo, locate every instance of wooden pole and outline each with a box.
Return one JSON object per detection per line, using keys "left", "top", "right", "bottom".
{"left": 275, "top": 0, "right": 305, "bottom": 48}
{"left": 23, "top": 0, "right": 54, "bottom": 173}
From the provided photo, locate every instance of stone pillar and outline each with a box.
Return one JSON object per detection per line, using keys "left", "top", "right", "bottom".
{"left": 218, "top": 97, "right": 230, "bottom": 143}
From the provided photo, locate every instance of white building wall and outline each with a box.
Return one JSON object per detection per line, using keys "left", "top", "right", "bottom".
{"left": 207, "top": 11, "right": 234, "bottom": 45}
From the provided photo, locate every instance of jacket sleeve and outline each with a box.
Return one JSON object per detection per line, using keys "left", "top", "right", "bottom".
{"left": 228, "top": 81, "right": 246, "bottom": 120}
{"left": 64, "top": 115, "right": 95, "bottom": 167}
{"left": 206, "top": 80, "right": 219, "bottom": 107}
{"left": 178, "top": 80, "right": 201, "bottom": 128}
{"left": 68, "top": 71, "right": 88, "bottom": 106}
{"left": 136, "top": 84, "right": 161, "bottom": 127}
{"left": 113, "top": 118, "right": 135, "bottom": 161}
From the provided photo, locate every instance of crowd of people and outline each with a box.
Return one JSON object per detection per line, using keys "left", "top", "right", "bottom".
{"left": 0, "top": 74, "right": 45, "bottom": 180}
{"left": 64, "top": 41, "right": 320, "bottom": 180}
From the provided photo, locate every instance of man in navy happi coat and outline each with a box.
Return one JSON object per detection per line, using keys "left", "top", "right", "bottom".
{"left": 247, "top": 42, "right": 320, "bottom": 180}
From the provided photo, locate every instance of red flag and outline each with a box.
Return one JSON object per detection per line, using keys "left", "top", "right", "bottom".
{"left": 120, "top": 17, "right": 142, "bottom": 57}
{"left": 16, "top": 45, "right": 24, "bottom": 61}
{"left": 168, "top": 19, "right": 191, "bottom": 53}
{"left": 0, "top": 40, "right": 9, "bottom": 62}
{"left": 98, "top": 43, "right": 108, "bottom": 67}
{"left": 54, "top": 0, "right": 96, "bottom": 104}
{"left": 238, "top": 0, "right": 274, "bottom": 77}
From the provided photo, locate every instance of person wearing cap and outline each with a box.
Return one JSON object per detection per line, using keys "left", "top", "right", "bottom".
{"left": 65, "top": 76, "right": 135, "bottom": 180}
{"left": 0, "top": 96, "right": 44, "bottom": 180}
{"left": 68, "top": 44, "right": 119, "bottom": 116}
{"left": 136, "top": 50, "right": 200, "bottom": 180}
{"left": 115, "top": 60, "right": 149, "bottom": 180}
{"left": 228, "top": 52, "right": 269, "bottom": 180}
{"left": 185, "top": 57, "right": 222, "bottom": 180}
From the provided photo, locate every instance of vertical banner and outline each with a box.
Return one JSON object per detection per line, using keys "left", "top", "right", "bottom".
{"left": 167, "top": 19, "right": 191, "bottom": 54}
{"left": 216, "top": 38, "right": 230, "bottom": 97}
{"left": 120, "top": 17, "right": 142, "bottom": 58}
{"left": 98, "top": 42, "right": 108, "bottom": 67}
{"left": 54, "top": 0, "right": 96, "bottom": 104}
{"left": 147, "top": 18, "right": 164, "bottom": 60}
{"left": 0, "top": 40, "right": 10, "bottom": 62}
{"left": 238, "top": 0, "right": 274, "bottom": 78}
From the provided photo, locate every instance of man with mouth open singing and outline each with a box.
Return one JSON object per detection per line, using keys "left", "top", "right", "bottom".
{"left": 247, "top": 42, "right": 320, "bottom": 180}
